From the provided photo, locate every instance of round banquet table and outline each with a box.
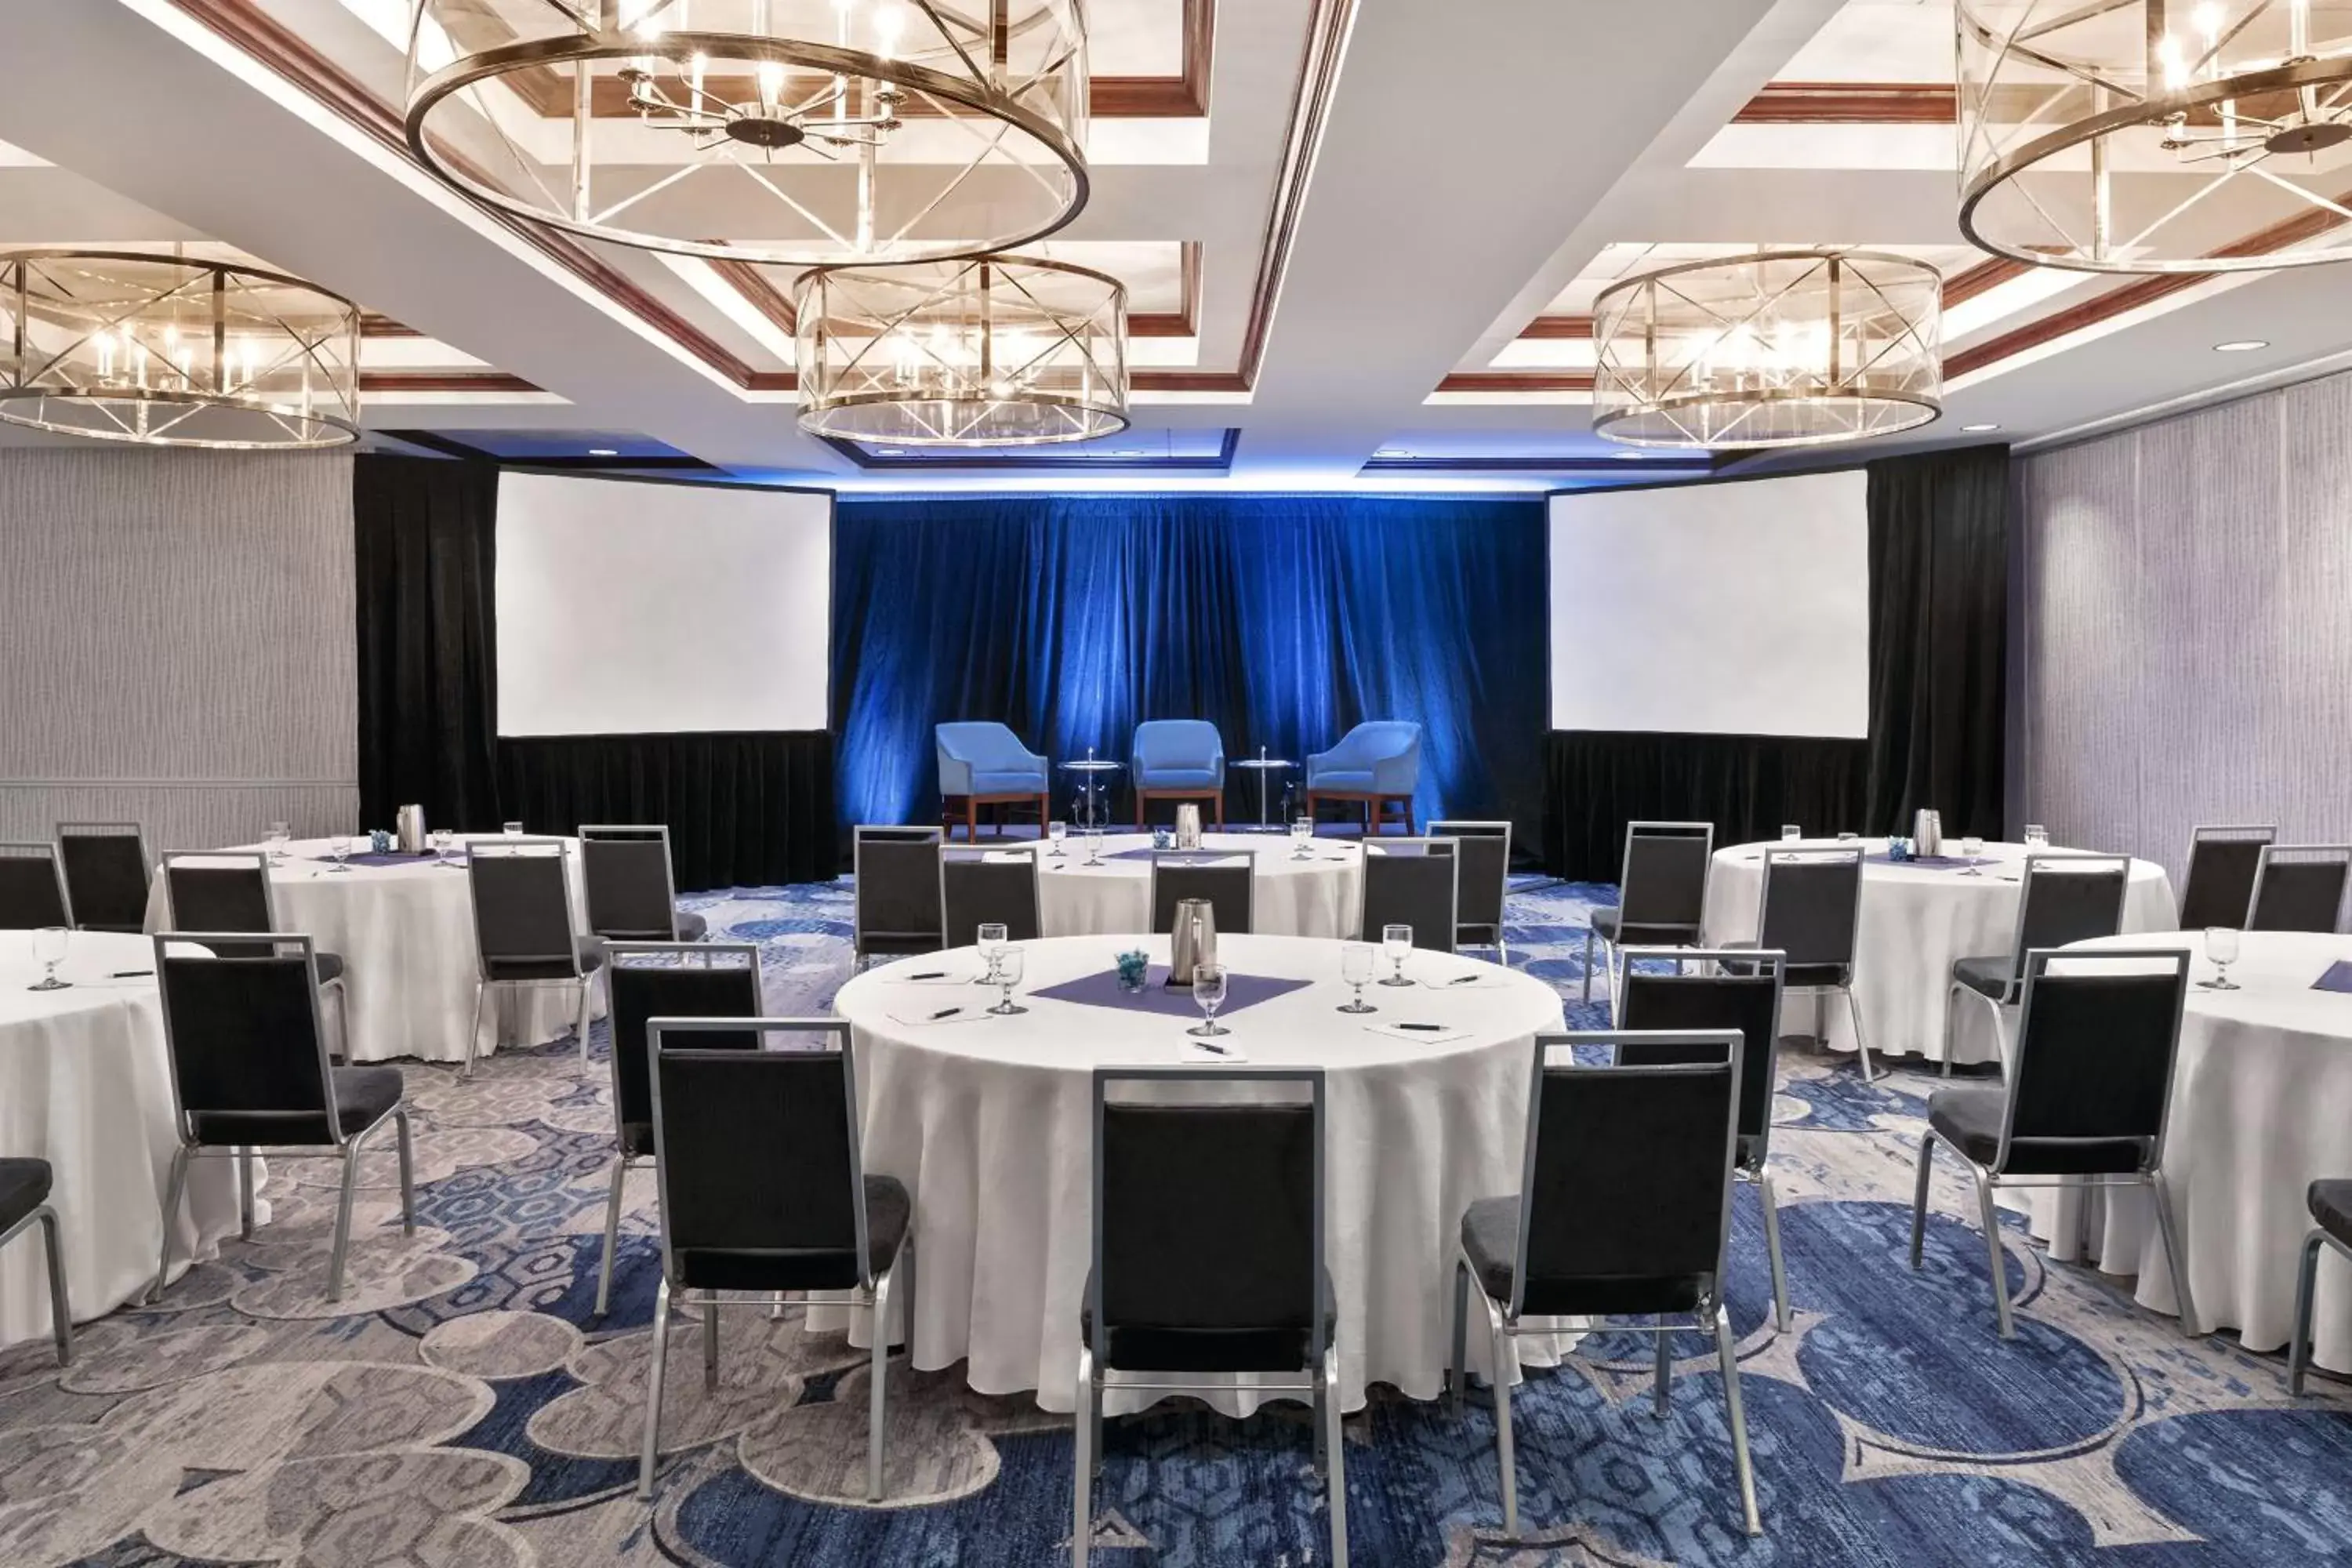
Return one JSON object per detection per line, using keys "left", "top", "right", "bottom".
{"left": 0, "top": 931, "right": 242, "bottom": 1351}
{"left": 834, "top": 932, "right": 1567, "bottom": 1413}
{"left": 1036, "top": 833, "right": 1363, "bottom": 939}
{"left": 1701, "top": 838, "right": 2176, "bottom": 1068}
{"left": 2026, "top": 930, "right": 2352, "bottom": 1370}
{"left": 143, "top": 837, "right": 601, "bottom": 1065}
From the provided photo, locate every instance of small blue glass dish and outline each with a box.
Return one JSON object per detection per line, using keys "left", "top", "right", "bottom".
{"left": 1151, "top": 827, "right": 1173, "bottom": 851}
{"left": 1886, "top": 837, "right": 1912, "bottom": 863}
{"left": 1114, "top": 949, "right": 1151, "bottom": 994}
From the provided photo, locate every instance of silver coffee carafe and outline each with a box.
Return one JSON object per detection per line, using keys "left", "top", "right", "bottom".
{"left": 1174, "top": 801, "right": 1204, "bottom": 851}
{"left": 1167, "top": 898, "right": 1218, "bottom": 987}
{"left": 396, "top": 804, "right": 429, "bottom": 855}
{"left": 1912, "top": 808, "right": 1944, "bottom": 858}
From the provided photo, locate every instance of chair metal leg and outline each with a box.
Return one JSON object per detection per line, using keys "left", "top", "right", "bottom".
{"left": 867, "top": 1269, "right": 896, "bottom": 1501}
{"left": 2151, "top": 1171, "right": 2199, "bottom": 1338}
{"left": 2290, "top": 1232, "right": 2325, "bottom": 1396}
{"left": 1488, "top": 1306, "right": 1518, "bottom": 1538}
{"left": 1842, "top": 984, "right": 1878, "bottom": 1083}
{"left": 394, "top": 1109, "right": 416, "bottom": 1236}
{"left": 335, "top": 978, "right": 350, "bottom": 1064}
{"left": 594, "top": 1154, "right": 627, "bottom": 1318}
{"left": 237, "top": 1148, "right": 256, "bottom": 1241}
{"left": 327, "top": 1133, "right": 366, "bottom": 1304}
{"left": 1940, "top": 982, "right": 1960, "bottom": 1076}
{"left": 638, "top": 1276, "right": 672, "bottom": 1499}
{"left": 1970, "top": 1165, "right": 2014, "bottom": 1338}
{"left": 1714, "top": 1302, "right": 1763, "bottom": 1537}
{"left": 36, "top": 1209, "right": 71, "bottom": 1366}
{"left": 1497, "top": 935, "right": 1509, "bottom": 967}
{"left": 1652, "top": 1316, "right": 1673, "bottom": 1416}
{"left": 1323, "top": 1341, "right": 1350, "bottom": 1568}
{"left": 1581, "top": 927, "right": 1598, "bottom": 1002}
{"left": 1312, "top": 1354, "right": 1330, "bottom": 1478}
{"left": 1909, "top": 1133, "right": 1936, "bottom": 1270}
{"left": 1072, "top": 1342, "right": 1095, "bottom": 1565}
{"left": 463, "top": 981, "right": 489, "bottom": 1080}
{"left": 575, "top": 979, "right": 594, "bottom": 1063}
{"left": 1759, "top": 1167, "right": 1791, "bottom": 1333}
{"left": 1447, "top": 1256, "right": 1470, "bottom": 1415}
{"left": 702, "top": 1289, "right": 720, "bottom": 1390}
{"left": 148, "top": 1145, "right": 191, "bottom": 1303}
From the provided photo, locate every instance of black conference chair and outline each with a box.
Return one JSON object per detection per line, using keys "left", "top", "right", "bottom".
{"left": 463, "top": 837, "right": 604, "bottom": 1078}
{"left": 581, "top": 825, "right": 708, "bottom": 943}
{"left": 1430, "top": 819, "right": 1512, "bottom": 960}
{"left": 1584, "top": 821, "right": 1715, "bottom": 1002}
{"left": 854, "top": 826, "right": 945, "bottom": 968}
{"left": 1148, "top": 851, "right": 1255, "bottom": 935}
{"left": 56, "top": 822, "right": 149, "bottom": 934}
{"left": 1944, "top": 853, "right": 2132, "bottom": 1075}
{"left": 150, "top": 935, "right": 416, "bottom": 1304}
{"left": 0, "top": 842, "right": 71, "bottom": 928}
{"left": 1751, "top": 846, "right": 1875, "bottom": 1081}
{"left": 1618, "top": 950, "right": 1792, "bottom": 1331}
{"left": 2177, "top": 824, "right": 2274, "bottom": 931}
{"left": 162, "top": 851, "right": 350, "bottom": 1054}
{"left": 1359, "top": 837, "right": 1459, "bottom": 952}
{"left": 939, "top": 845, "right": 1043, "bottom": 948}
{"left": 2249, "top": 844, "right": 2351, "bottom": 934}
{"left": 1449, "top": 1029, "right": 1760, "bottom": 1538}
{"left": 1911, "top": 948, "right": 2195, "bottom": 1339}
{"left": 0, "top": 1157, "right": 71, "bottom": 1366}
{"left": 1077, "top": 1068, "right": 1344, "bottom": 1566}
{"left": 2289, "top": 1179, "right": 2352, "bottom": 1396}
{"left": 593, "top": 942, "right": 763, "bottom": 1319}
{"left": 639, "top": 1018, "right": 911, "bottom": 1504}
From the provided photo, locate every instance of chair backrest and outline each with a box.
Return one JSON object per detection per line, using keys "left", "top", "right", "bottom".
{"left": 2177, "top": 824, "right": 2274, "bottom": 931}
{"left": 1132, "top": 720, "right": 1224, "bottom": 776}
{"left": 1358, "top": 837, "right": 1459, "bottom": 949}
{"left": 56, "top": 822, "right": 149, "bottom": 932}
{"left": 854, "top": 826, "right": 945, "bottom": 954}
{"left": 1091, "top": 1068, "right": 1326, "bottom": 1374}
{"left": 606, "top": 943, "right": 761, "bottom": 1140}
{"left": 579, "top": 825, "right": 682, "bottom": 940}
{"left": 161, "top": 852, "right": 278, "bottom": 960}
{"left": 1428, "top": 820, "right": 1510, "bottom": 934}
{"left": 1331, "top": 720, "right": 1420, "bottom": 762}
{"left": 1617, "top": 821, "right": 1715, "bottom": 937}
{"left": 153, "top": 934, "right": 339, "bottom": 1145}
{"left": 2249, "top": 845, "right": 2351, "bottom": 934}
{"left": 1756, "top": 848, "right": 1864, "bottom": 973}
{"left": 1999, "top": 949, "right": 2190, "bottom": 1174}
{"left": 939, "top": 846, "right": 1043, "bottom": 946}
{"left": 2004, "top": 854, "right": 2133, "bottom": 981}
{"left": 0, "top": 843, "right": 71, "bottom": 929}
{"left": 465, "top": 837, "right": 581, "bottom": 978}
{"left": 1511, "top": 1030, "right": 1742, "bottom": 1319}
{"left": 1615, "top": 950, "right": 1785, "bottom": 1156}
{"left": 648, "top": 1017, "right": 877, "bottom": 1292}
{"left": 1149, "top": 853, "right": 1254, "bottom": 935}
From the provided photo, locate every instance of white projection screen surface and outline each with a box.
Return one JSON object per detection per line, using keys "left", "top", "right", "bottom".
{"left": 1548, "top": 470, "right": 1870, "bottom": 739}
{"left": 495, "top": 471, "right": 831, "bottom": 737}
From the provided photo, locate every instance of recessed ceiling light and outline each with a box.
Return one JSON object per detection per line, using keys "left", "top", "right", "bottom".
{"left": 2212, "top": 339, "right": 2269, "bottom": 352}
{"left": 1372, "top": 447, "right": 1411, "bottom": 459}
{"left": 877, "top": 448, "right": 906, "bottom": 456}
{"left": 1961, "top": 422, "right": 2001, "bottom": 432}
{"left": 587, "top": 447, "right": 618, "bottom": 456}
{"left": 1611, "top": 450, "right": 1644, "bottom": 459}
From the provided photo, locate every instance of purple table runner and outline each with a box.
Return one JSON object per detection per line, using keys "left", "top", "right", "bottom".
{"left": 2314, "top": 960, "right": 2352, "bottom": 994}
{"left": 1028, "top": 965, "right": 1312, "bottom": 1018}
{"left": 307, "top": 851, "right": 437, "bottom": 869}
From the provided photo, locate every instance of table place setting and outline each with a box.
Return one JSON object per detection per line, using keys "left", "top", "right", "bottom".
{"left": 1363, "top": 1019, "right": 1474, "bottom": 1045}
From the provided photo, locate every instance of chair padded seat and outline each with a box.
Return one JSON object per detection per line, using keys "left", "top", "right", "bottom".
{"left": 314, "top": 951, "right": 346, "bottom": 985}
{"left": 0, "top": 1158, "right": 53, "bottom": 1233}
{"left": 1952, "top": 955, "right": 2016, "bottom": 1001}
{"left": 1138, "top": 769, "right": 1221, "bottom": 791}
{"left": 191, "top": 1065, "right": 404, "bottom": 1147}
{"left": 1591, "top": 908, "right": 1700, "bottom": 948}
{"left": 1082, "top": 1269, "right": 1337, "bottom": 1374}
{"left": 620, "top": 1120, "right": 654, "bottom": 1159}
{"left": 1591, "top": 908, "right": 1618, "bottom": 942}
{"left": 676, "top": 909, "right": 708, "bottom": 943}
{"left": 676, "top": 1174, "right": 909, "bottom": 1294}
{"left": 1782, "top": 962, "right": 1849, "bottom": 990}
{"left": 968, "top": 769, "right": 1048, "bottom": 795}
{"left": 2310, "top": 1180, "right": 2352, "bottom": 1247}
{"left": 1927, "top": 1085, "right": 2148, "bottom": 1175}
{"left": 1461, "top": 1195, "right": 1705, "bottom": 1319}
{"left": 486, "top": 937, "right": 609, "bottom": 982}
{"left": 1307, "top": 769, "right": 1378, "bottom": 793}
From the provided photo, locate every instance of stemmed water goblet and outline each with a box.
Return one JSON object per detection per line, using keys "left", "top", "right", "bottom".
{"left": 29, "top": 926, "right": 69, "bottom": 992}
{"left": 977, "top": 922, "right": 1009, "bottom": 984}
{"left": 1960, "top": 835, "right": 1986, "bottom": 875}
{"left": 1187, "top": 962, "right": 1229, "bottom": 1038}
{"left": 988, "top": 946, "right": 1029, "bottom": 1015}
{"left": 2201, "top": 927, "right": 2241, "bottom": 991}
{"left": 1047, "top": 820, "right": 1069, "bottom": 859}
{"left": 1290, "top": 817, "right": 1315, "bottom": 860}
{"left": 1381, "top": 924, "right": 1415, "bottom": 986}
{"left": 328, "top": 834, "right": 353, "bottom": 873}
{"left": 266, "top": 822, "right": 292, "bottom": 863}
{"left": 432, "top": 828, "right": 456, "bottom": 867}
{"left": 1338, "top": 942, "right": 1377, "bottom": 1014}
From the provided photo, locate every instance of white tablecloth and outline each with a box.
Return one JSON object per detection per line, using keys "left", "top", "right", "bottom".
{"left": 2026, "top": 931, "right": 2352, "bottom": 1370}
{"left": 0, "top": 931, "right": 241, "bottom": 1351}
{"left": 834, "top": 932, "right": 1567, "bottom": 1413}
{"left": 1036, "top": 833, "right": 1362, "bottom": 938}
{"left": 145, "top": 837, "right": 601, "bottom": 1065}
{"left": 1701, "top": 839, "right": 2176, "bottom": 1067}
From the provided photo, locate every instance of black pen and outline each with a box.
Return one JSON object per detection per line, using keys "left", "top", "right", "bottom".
{"left": 1446, "top": 975, "right": 1481, "bottom": 986}
{"left": 927, "top": 1006, "right": 963, "bottom": 1021}
{"left": 1395, "top": 1022, "right": 1445, "bottom": 1032}
{"left": 111, "top": 968, "right": 154, "bottom": 978}
{"left": 907, "top": 971, "right": 949, "bottom": 980}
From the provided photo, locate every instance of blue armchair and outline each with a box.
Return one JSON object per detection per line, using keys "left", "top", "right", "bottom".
{"left": 1130, "top": 720, "right": 1226, "bottom": 827}
{"left": 935, "top": 721, "right": 1051, "bottom": 842}
{"left": 1305, "top": 721, "right": 1423, "bottom": 836}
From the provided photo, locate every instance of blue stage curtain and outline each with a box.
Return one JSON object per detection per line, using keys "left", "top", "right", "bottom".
{"left": 832, "top": 495, "right": 1548, "bottom": 844}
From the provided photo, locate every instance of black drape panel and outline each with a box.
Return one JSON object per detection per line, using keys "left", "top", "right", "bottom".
{"left": 1542, "top": 446, "right": 2010, "bottom": 880}
{"left": 352, "top": 455, "right": 837, "bottom": 890}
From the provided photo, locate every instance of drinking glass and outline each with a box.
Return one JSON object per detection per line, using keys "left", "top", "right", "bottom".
{"left": 2024, "top": 824, "right": 2050, "bottom": 850}
{"left": 1338, "top": 942, "right": 1377, "bottom": 1014}
{"left": 1187, "top": 962, "right": 1230, "bottom": 1037}
{"left": 431, "top": 828, "right": 456, "bottom": 866}
{"left": 266, "top": 822, "right": 292, "bottom": 862}
{"left": 1381, "top": 923, "right": 1415, "bottom": 985}
{"left": 29, "top": 926, "right": 68, "bottom": 992}
{"left": 328, "top": 834, "right": 353, "bottom": 873}
{"left": 1960, "top": 835, "right": 1986, "bottom": 874}
{"left": 1047, "top": 820, "right": 1069, "bottom": 858}
{"left": 2201, "top": 927, "right": 2241, "bottom": 991}
{"left": 502, "top": 821, "right": 524, "bottom": 837}
{"left": 977, "top": 922, "right": 1009, "bottom": 982}
{"left": 1781, "top": 824, "right": 1802, "bottom": 842}
{"left": 989, "top": 946, "right": 1029, "bottom": 1016}
{"left": 1835, "top": 830, "right": 1857, "bottom": 842}
{"left": 1290, "top": 817, "right": 1314, "bottom": 859}
{"left": 1086, "top": 825, "right": 1105, "bottom": 865}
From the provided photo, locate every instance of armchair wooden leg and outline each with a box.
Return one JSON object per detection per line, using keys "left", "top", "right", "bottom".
{"left": 1214, "top": 791, "right": 1225, "bottom": 829}
{"left": 1135, "top": 793, "right": 1145, "bottom": 826}
{"left": 966, "top": 800, "right": 978, "bottom": 843}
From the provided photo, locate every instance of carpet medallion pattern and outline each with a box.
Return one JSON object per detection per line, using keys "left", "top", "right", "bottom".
{"left": 0, "top": 874, "right": 2344, "bottom": 1566}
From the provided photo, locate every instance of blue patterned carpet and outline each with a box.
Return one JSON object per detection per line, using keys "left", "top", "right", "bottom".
{"left": 2, "top": 872, "right": 2347, "bottom": 1567}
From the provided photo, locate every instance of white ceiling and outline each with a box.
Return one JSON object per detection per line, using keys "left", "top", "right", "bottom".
{"left": 2, "top": 0, "right": 2351, "bottom": 488}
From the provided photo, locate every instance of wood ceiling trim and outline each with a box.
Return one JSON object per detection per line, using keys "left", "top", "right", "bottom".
{"left": 1734, "top": 82, "right": 1956, "bottom": 123}
{"left": 359, "top": 370, "right": 544, "bottom": 392}
{"left": 1233, "top": 0, "right": 1356, "bottom": 390}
